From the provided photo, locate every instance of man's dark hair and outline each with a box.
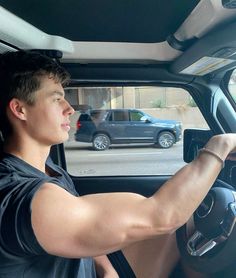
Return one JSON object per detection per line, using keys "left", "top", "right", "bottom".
{"left": 0, "top": 50, "right": 70, "bottom": 141}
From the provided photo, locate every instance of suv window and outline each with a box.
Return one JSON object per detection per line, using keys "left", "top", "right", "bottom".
{"left": 65, "top": 86, "right": 208, "bottom": 176}
{"left": 130, "top": 111, "right": 144, "bottom": 121}
{"left": 111, "top": 111, "right": 129, "bottom": 121}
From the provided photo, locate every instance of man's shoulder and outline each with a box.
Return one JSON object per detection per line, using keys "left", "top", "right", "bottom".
{"left": 0, "top": 156, "right": 18, "bottom": 189}
{"left": 0, "top": 155, "right": 50, "bottom": 192}
{"left": 0, "top": 153, "right": 25, "bottom": 173}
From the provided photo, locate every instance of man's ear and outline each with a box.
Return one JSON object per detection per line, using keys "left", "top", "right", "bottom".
{"left": 8, "top": 98, "right": 27, "bottom": 121}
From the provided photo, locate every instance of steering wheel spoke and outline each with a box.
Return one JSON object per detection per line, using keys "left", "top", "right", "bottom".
{"left": 187, "top": 230, "right": 228, "bottom": 257}
{"left": 177, "top": 185, "right": 236, "bottom": 273}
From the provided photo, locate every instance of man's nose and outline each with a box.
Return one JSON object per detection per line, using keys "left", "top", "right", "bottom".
{"left": 65, "top": 101, "right": 75, "bottom": 115}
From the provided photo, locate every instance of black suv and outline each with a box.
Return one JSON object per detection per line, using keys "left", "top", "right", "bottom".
{"left": 74, "top": 109, "right": 182, "bottom": 150}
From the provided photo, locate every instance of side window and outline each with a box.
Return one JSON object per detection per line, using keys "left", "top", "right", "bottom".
{"left": 92, "top": 111, "right": 107, "bottom": 123}
{"left": 65, "top": 86, "right": 208, "bottom": 176}
{"left": 130, "top": 111, "right": 144, "bottom": 121}
{"left": 112, "top": 111, "right": 129, "bottom": 121}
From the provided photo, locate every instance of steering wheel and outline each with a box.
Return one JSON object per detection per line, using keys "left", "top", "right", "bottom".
{"left": 176, "top": 182, "right": 236, "bottom": 274}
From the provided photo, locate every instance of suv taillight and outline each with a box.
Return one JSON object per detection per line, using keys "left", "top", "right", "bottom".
{"left": 77, "top": 121, "right": 82, "bottom": 129}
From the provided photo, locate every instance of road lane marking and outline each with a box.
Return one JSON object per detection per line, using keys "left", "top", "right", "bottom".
{"left": 88, "top": 152, "right": 163, "bottom": 156}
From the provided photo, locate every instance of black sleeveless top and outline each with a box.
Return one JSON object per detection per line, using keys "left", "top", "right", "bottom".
{"left": 0, "top": 153, "right": 96, "bottom": 278}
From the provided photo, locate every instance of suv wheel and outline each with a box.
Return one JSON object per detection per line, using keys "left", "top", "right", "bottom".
{"left": 93, "top": 133, "right": 110, "bottom": 150}
{"left": 156, "top": 131, "right": 175, "bottom": 148}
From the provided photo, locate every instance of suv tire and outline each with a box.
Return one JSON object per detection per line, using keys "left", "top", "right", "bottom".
{"left": 93, "top": 133, "right": 110, "bottom": 151}
{"left": 156, "top": 131, "right": 175, "bottom": 148}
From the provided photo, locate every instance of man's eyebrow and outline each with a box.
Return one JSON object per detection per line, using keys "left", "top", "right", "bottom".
{"left": 49, "top": 91, "right": 65, "bottom": 97}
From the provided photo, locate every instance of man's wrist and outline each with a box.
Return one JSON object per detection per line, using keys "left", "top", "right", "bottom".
{"left": 206, "top": 135, "right": 232, "bottom": 161}
{"left": 198, "top": 148, "right": 225, "bottom": 169}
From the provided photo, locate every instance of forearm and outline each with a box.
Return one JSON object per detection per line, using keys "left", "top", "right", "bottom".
{"left": 151, "top": 134, "right": 232, "bottom": 232}
{"left": 73, "top": 136, "right": 236, "bottom": 254}
{"left": 94, "top": 255, "right": 118, "bottom": 278}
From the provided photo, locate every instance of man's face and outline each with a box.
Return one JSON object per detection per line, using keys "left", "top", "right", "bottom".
{"left": 23, "top": 76, "right": 74, "bottom": 146}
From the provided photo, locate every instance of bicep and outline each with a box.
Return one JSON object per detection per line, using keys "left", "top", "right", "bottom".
{"left": 31, "top": 183, "right": 91, "bottom": 257}
{"left": 31, "top": 184, "right": 157, "bottom": 258}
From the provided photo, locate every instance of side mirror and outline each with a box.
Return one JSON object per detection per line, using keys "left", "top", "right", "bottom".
{"left": 183, "top": 129, "right": 213, "bottom": 163}
{"left": 140, "top": 116, "right": 151, "bottom": 123}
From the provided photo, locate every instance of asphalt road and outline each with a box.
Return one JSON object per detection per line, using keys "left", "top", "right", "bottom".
{"left": 64, "top": 141, "right": 187, "bottom": 176}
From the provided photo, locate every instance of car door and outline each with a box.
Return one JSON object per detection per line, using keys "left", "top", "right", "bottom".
{"left": 103, "top": 110, "right": 130, "bottom": 142}
{"left": 126, "top": 110, "right": 156, "bottom": 143}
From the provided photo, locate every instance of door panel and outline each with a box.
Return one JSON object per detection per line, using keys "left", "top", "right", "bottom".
{"left": 71, "top": 175, "right": 171, "bottom": 196}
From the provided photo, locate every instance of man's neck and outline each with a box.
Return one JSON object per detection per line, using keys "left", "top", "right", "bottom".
{"left": 4, "top": 137, "right": 50, "bottom": 173}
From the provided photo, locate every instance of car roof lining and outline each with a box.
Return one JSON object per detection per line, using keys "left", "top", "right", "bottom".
{"left": 2, "top": 0, "right": 236, "bottom": 68}
{"left": 63, "top": 63, "right": 195, "bottom": 85}
{"left": 171, "top": 20, "right": 236, "bottom": 76}
{"left": 0, "top": 0, "right": 200, "bottom": 43}
{"left": 1, "top": 0, "right": 236, "bottom": 78}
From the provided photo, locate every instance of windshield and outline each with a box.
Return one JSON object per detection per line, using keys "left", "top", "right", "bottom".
{"left": 64, "top": 86, "right": 208, "bottom": 177}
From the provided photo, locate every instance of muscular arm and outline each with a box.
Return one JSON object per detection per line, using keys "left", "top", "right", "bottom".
{"left": 31, "top": 134, "right": 236, "bottom": 258}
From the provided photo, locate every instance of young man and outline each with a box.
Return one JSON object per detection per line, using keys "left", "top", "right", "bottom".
{"left": 0, "top": 50, "right": 236, "bottom": 278}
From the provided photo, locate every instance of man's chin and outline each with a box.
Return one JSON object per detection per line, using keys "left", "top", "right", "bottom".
{"left": 51, "top": 135, "right": 69, "bottom": 145}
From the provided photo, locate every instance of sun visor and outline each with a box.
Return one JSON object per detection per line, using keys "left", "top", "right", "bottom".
{"left": 170, "top": 20, "right": 236, "bottom": 76}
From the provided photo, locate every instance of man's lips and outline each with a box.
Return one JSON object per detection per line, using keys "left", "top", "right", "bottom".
{"left": 61, "top": 123, "right": 71, "bottom": 131}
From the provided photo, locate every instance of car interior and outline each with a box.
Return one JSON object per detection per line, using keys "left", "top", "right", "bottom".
{"left": 1, "top": 0, "right": 236, "bottom": 276}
